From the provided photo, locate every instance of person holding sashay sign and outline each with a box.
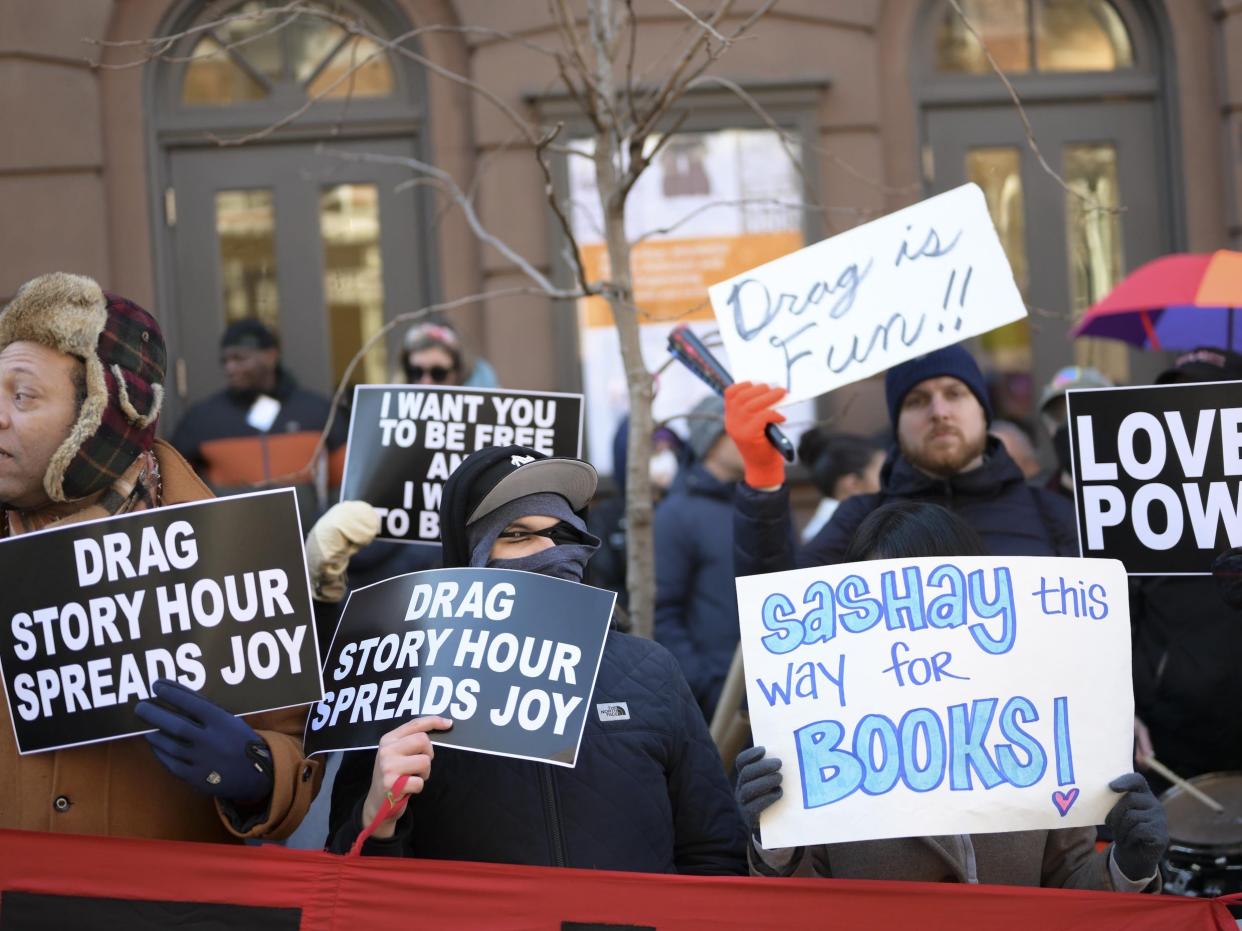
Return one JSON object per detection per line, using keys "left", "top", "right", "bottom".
{"left": 0, "top": 273, "right": 317, "bottom": 842}
{"left": 319, "top": 445, "right": 747, "bottom": 872}
{"left": 736, "top": 500, "right": 1167, "bottom": 890}
{"left": 730, "top": 344, "right": 1079, "bottom": 581}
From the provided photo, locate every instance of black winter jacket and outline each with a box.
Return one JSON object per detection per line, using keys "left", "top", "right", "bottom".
{"left": 735, "top": 437, "right": 1078, "bottom": 577}
{"left": 327, "top": 629, "right": 748, "bottom": 873}
{"left": 327, "top": 444, "right": 747, "bottom": 874}
{"left": 654, "top": 464, "right": 739, "bottom": 719}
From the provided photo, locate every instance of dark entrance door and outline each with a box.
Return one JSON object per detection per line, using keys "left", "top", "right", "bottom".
{"left": 166, "top": 138, "right": 425, "bottom": 409}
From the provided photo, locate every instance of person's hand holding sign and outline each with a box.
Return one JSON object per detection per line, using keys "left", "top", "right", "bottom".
{"left": 363, "top": 716, "right": 453, "bottom": 839}
{"left": 305, "top": 501, "right": 382, "bottom": 603}
{"left": 723, "top": 382, "right": 788, "bottom": 491}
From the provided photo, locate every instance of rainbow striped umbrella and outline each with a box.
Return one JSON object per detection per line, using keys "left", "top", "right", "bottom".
{"left": 1070, "top": 249, "right": 1242, "bottom": 350}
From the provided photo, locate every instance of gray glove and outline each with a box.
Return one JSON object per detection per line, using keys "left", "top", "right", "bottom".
{"left": 735, "top": 745, "right": 783, "bottom": 835}
{"left": 305, "top": 501, "right": 381, "bottom": 603}
{"left": 1107, "top": 772, "right": 1168, "bottom": 882}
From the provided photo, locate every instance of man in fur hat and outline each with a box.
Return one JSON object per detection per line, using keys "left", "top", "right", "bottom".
{"left": 0, "top": 272, "right": 317, "bottom": 842}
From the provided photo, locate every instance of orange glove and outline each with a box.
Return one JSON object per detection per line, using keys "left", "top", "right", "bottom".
{"left": 724, "top": 381, "right": 788, "bottom": 489}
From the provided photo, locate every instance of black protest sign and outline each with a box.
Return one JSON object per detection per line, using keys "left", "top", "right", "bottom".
{"left": 0, "top": 490, "right": 322, "bottom": 754}
{"left": 340, "top": 386, "right": 584, "bottom": 543}
{"left": 1068, "top": 379, "right": 1242, "bottom": 575}
{"left": 305, "top": 568, "right": 614, "bottom": 766}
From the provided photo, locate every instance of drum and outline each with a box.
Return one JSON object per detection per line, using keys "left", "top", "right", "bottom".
{"left": 1160, "top": 772, "right": 1242, "bottom": 897}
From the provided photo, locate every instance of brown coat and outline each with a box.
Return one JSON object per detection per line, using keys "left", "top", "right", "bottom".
{"left": 752, "top": 828, "right": 1115, "bottom": 889}
{"left": 0, "top": 441, "right": 320, "bottom": 842}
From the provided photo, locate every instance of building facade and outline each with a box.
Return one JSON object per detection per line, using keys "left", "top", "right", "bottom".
{"left": 2, "top": 0, "right": 1238, "bottom": 445}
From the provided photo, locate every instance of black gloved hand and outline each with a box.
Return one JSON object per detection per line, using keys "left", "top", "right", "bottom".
{"left": 134, "top": 679, "right": 274, "bottom": 803}
{"left": 735, "top": 745, "right": 783, "bottom": 835}
{"left": 1106, "top": 772, "right": 1168, "bottom": 882}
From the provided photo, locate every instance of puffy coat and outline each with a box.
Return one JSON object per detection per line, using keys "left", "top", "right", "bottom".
{"left": 654, "top": 464, "right": 739, "bottom": 719}
{"left": 328, "top": 629, "right": 748, "bottom": 873}
{"left": 327, "top": 443, "right": 747, "bottom": 874}
{"left": 736, "top": 437, "right": 1078, "bottom": 577}
{"left": 1131, "top": 575, "right": 1242, "bottom": 786}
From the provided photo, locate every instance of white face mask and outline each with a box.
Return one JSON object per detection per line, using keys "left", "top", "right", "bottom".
{"left": 649, "top": 448, "right": 679, "bottom": 490}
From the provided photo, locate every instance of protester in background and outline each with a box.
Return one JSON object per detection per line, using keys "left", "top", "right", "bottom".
{"left": 990, "top": 419, "right": 1040, "bottom": 481}
{"left": 1036, "top": 365, "right": 1113, "bottom": 498}
{"left": 730, "top": 344, "right": 1079, "bottom": 580}
{"left": 1131, "top": 347, "right": 1242, "bottom": 788}
{"left": 400, "top": 321, "right": 498, "bottom": 389}
{"left": 320, "top": 445, "right": 747, "bottom": 873}
{"left": 585, "top": 417, "right": 683, "bottom": 608}
{"left": 736, "top": 500, "right": 1166, "bottom": 890}
{"left": 796, "top": 431, "right": 884, "bottom": 543}
{"left": 0, "top": 272, "right": 317, "bottom": 841}
{"left": 654, "top": 395, "right": 744, "bottom": 720}
{"left": 170, "top": 319, "right": 348, "bottom": 513}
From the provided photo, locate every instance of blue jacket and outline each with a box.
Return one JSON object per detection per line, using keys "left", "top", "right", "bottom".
{"left": 327, "top": 629, "right": 748, "bottom": 874}
{"left": 655, "top": 464, "right": 739, "bottom": 719}
{"left": 735, "top": 437, "right": 1078, "bottom": 578}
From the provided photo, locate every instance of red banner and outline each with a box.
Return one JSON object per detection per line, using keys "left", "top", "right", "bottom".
{"left": 0, "top": 829, "right": 1236, "bottom": 930}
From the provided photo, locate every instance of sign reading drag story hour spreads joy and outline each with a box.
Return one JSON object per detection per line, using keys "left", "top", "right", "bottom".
{"left": 708, "top": 183, "right": 1028, "bottom": 404}
{"left": 736, "top": 556, "right": 1132, "bottom": 849}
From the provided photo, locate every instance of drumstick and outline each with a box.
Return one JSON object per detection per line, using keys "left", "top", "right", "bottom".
{"left": 1145, "top": 757, "right": 1225, "bottom": 814}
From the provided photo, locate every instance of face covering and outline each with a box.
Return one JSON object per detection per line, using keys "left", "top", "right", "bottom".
{"left": 1053, "top": 421, "right": 1072, "bottom": 476}
{"left": 466, "top": 492, "right": 600, "bottom": 581}
{"left": 649, "top": 448, "right": 679, "bottom": 491}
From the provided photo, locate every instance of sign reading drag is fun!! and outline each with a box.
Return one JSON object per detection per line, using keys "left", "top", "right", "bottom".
{"left": 1068, "top": 380, "right": 1242, "bottom": 575}
{"left": 736, "top": 556, "right": 1132, "bottom": 849}
{"left": 708, "top": 183, "right": 1027, "bottom": 403}
{"left": 305, "top": 568, "right": 614, "bottom": 766}
{"left": 340, "top": 386, "right": 584, "bottom": 544}
{"left": 0, "top": 490, "right": 322, "bottom": 755}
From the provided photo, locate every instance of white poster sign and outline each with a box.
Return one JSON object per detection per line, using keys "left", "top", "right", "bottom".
{"left": 736, "top": 556, "right": 1132, "bottom": 849}
{"left": 709, "top": 183, "right": 1027, "bottom": 404}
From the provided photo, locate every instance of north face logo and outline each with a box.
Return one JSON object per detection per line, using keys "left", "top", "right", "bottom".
{"left": 597, "top": 702, "right": 630, "bottom": 721}
{"left": 511, "top": 454, "right": 536, "bottom": 467}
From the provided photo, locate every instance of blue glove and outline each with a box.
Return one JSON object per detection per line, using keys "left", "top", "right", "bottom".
{"left": 134, "top": 679, "right": 274, "bottom": 803}
{"left": 1106, "top": 772, "right": 1168, "bottom": 882}
{"left": 735, "top": 745, "right": 783, "bottom": 835}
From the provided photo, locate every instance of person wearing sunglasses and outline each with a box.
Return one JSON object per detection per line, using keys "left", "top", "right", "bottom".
{"left": 399, "top": 321, "right": 499, "bottom": 388}
{"left": 316, "top": 445, "right": 747, "bottom": 873}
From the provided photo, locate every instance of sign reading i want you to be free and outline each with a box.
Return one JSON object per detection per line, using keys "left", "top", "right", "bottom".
{"left": 1068, "top": 380, "right": 1242, "bottom": 575}
{"left": 340, "top": 386, "right": 584, "bottom": 544}
{"left": 736, "top": 556, "right": 1132, "bottom": 849}
{"left": 0, "top": 490, "right": 322, "bottom": 755}
{"left": 707, "top": 183, "right": 1028, "bottom": 404}
{"left": 305, "top": 568, "right": 614, "bottom": 766}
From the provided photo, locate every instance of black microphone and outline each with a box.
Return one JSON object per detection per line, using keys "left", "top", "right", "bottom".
{"left": 667, "top": 324, "right": 795, "bottom": 462}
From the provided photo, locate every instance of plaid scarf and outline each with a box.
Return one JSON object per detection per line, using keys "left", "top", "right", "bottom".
{"left": 2, "top": 449, "right": 161, "bottom": 538}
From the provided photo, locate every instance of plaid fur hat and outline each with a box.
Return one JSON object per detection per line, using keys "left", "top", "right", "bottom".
{"left": 0, "top": 273, "right": 165, "bottom": 501}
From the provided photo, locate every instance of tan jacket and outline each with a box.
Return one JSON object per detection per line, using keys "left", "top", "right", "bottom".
{"left": 0, "top": 441, "right": 320, "bottom": 841}
{"left": 752, "top": 828, "right": 1115, "bottom": 889}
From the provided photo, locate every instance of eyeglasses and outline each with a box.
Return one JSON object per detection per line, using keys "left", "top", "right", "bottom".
{"left": 407, "top": 365, "right": 454, "bottom": 383}
{"left": 496, "top": 522, "right": 588, "bottom": 546}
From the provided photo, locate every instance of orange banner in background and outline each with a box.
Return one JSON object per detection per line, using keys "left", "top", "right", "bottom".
{"left": 579, "top": 231, "right": 803, "bottom": 327}
{"left": 0, "top": 829, "right": 1237, "bottom": 930}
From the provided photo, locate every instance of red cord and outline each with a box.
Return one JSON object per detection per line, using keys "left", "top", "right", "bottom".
{"left": 347, "top": 773, "right": 410, "bottom": 857}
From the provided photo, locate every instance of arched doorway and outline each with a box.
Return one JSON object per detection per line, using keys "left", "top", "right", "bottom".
{"left": 916, "top": 0, "right": 1176, "bottom": 423}
{"left": 149, "top": 0, "right": 435, "bottom": 419}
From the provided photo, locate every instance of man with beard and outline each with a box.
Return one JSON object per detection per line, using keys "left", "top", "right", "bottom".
{"left": 730, "top": 344, "right": 1078, "bottom": 578}
{"left": 170, "top": 319, "right": 347, "bottom": 508}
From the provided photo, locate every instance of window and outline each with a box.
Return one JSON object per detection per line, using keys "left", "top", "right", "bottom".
{"left": 181, "top": 1, "right": 396, "bottom": 107}
{"left": 936, "top": 0, "right": 1133, "bottom": 74}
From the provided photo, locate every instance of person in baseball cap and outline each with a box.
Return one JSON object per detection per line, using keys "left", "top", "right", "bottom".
{"left": 1036, "top": 365, "right": 1113, "bottom": 498}
{"left": 312, "top": 444, "right": 748, "bottom": 873}
{"left": 0, "top": 272, "right": 318, "bottom": 843}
